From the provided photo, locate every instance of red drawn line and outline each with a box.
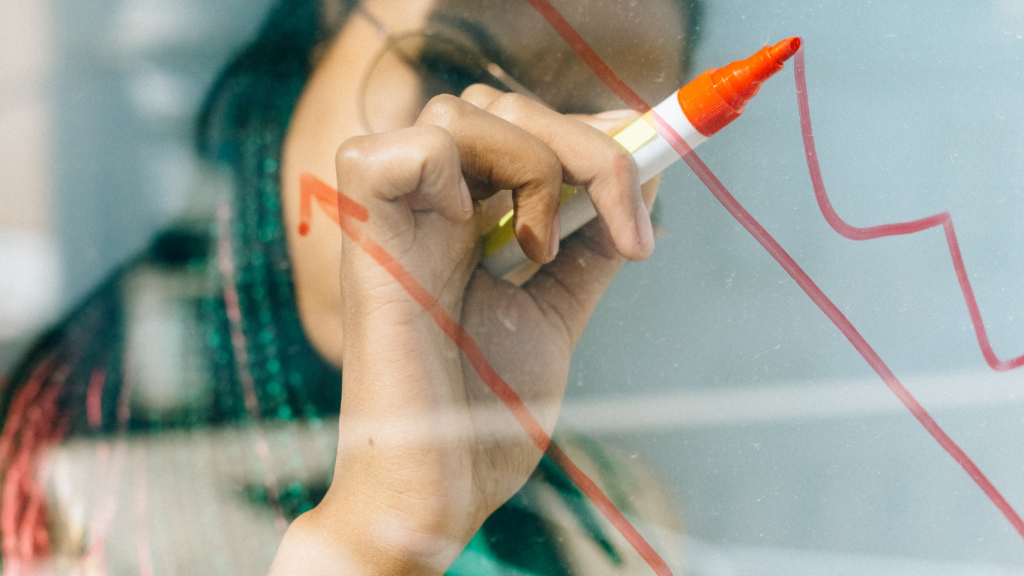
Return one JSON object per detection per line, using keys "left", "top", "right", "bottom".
{"left": 521, "top": 0, "right": 650, "bottom": 114}
{"left": 523, "top": 0, "right": 1024, "bottom": 544}
{"left": 788, "top": 45, "right": 1024, "bottom": 533}
{"left": 793, "top": 50, "right": 1024, "bottom": 372}
{"left": 299, "top": 174, "right": 674, "bottom": 576}
{"left": 299, "top": 172, "right": 368, "bottom": 235}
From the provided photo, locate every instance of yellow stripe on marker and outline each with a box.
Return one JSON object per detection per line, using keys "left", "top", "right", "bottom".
{"left": 481, "top": 113, "right": 658, "bottom": 257}
{"left": 614, "top": 111, "right": 658, "bottom": 153}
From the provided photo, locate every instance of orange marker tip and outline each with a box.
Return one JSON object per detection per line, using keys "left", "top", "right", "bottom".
{"left": 677, "top": 36, "right": 802, "bottom": 136}
{"left": 769, "top": 37, "right": 801, "bottom": 64}
{"left": 298, "top": 222, "right": 310, "bottom": 236}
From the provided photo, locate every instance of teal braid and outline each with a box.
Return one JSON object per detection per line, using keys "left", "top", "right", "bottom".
{"left": 193, "top": 1, "right": 650, "bottom": 570}
{"left": 0, "top": 0, "right": 695, "bottom": 570}
{"left": 196, "top": 0, "right": 353, "bottom": 424}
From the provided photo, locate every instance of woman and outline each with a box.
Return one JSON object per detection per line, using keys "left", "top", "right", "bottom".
{"left": 2, "top": 0, "right": 699, "bottom": 573}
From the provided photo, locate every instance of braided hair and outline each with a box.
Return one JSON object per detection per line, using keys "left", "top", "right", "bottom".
{"left": 0, "top": 0, "right": 701, "bottom": 571}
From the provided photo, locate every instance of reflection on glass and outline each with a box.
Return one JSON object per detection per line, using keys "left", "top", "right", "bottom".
{"left": 1, "top": 0, "right": 1023, "bottom": 574}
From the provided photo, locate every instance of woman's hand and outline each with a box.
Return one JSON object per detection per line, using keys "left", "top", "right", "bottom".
{"left": 271, "top": 88, "right": 659, "bottom": 575}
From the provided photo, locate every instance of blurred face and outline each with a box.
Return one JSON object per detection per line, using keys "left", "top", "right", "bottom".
{"left": 282, "top": 0, "right": 689, "bottom": 367}
{"left": 40, "top": 1, "right": 691, "bottom": 571}
{"left": 436, "top": 0, "right": 687, "bottom": 112}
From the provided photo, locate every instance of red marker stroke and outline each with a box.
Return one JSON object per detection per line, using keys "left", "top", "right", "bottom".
{"left": 299, "top": 173, "right": 674, "bottom": 575}
{"left": 523, "top": 0, "right": 1024, "bottom": 545}
{"left": 302, "top": 5, "right": 1024, "bottom": 574}
{"left": 793, "top": 50, "right": 1024, "bottom": 372}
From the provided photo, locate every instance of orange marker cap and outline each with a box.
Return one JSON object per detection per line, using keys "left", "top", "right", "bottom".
{"left": 678, "top": 37, "right": 801, "bottom": 137}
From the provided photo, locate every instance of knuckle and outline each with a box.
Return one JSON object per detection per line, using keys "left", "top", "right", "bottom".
{"left": 459, "top": 83, "right": 501, "bottom": 103}
{"left": 414, "top": 127, "right": 460, "bottom": 185}
{"left": 335, "top": 135, "right": 372, "bottom": 171}
{"left": 487, "top": 92, "right": 535, "bottom": 125}
{"left": 419, "top": 125, "right": 460, "bottom": 168}
{"left": 418, "top": 94, "right": 465, "bottom": 128}
{"left": 415, "top": 125, "right": 455, "bottom": 160}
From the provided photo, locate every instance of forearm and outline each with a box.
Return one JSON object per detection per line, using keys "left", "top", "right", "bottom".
{"left": 268, "top": 403, "right": 483, "bottom": 576}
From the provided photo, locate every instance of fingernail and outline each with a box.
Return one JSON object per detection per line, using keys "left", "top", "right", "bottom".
{"left": 636, "top": 207, "right": 655, "bottom": 254}
{"left": 596, "top": 108, "right": 635, "bottom": 119}
{"left": 548, "top": 211, "right": 562, "bottom": 260}
{"left": 460, "top": 178, "right": 473, "bottom": 213}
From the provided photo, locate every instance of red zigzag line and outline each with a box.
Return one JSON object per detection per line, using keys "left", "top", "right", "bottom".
{"left": 522, "top": 0, "right": 1024, "bottom": 545}
{"left": 793, "top": 50, "right": 1024, "bottom": 372}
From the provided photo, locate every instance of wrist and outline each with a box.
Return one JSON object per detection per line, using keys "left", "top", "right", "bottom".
{"left": 269, "top": 490, "right": 471, "bottom": 576}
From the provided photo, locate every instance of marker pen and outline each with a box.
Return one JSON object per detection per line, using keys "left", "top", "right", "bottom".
{"left": 482, "top": 36, "right": 802, "bottom": 277}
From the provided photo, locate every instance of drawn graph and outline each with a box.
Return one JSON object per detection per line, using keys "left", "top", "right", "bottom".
{"left": 300, "top": 2, "right": 1024, "bottom": 573}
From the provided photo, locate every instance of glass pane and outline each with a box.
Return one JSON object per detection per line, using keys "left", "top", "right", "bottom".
{"left": 2, "top": 0, "right": 1023, "bottom": 574}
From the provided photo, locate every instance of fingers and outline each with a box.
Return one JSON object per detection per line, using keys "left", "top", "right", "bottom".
{"left": 335, "top": 126, "right": 474, "bottom": 230}
{"left": 459, "top": 83, "right": 505, "bottom": 109}
{"left": 482, "top": 92, "right": 654, "bottom": 262}
{"left": 340, "top": 86, "right": 654, "bottom": 268}
{"left": 417, "top": 95, "right": 564, "bottom": 263}
{"left": 523, "top": 174, "right": 662, "bottom": 344}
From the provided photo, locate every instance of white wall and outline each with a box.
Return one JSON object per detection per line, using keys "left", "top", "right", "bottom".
{"left": 0, "top": 0, "right": 61, "bottom": 344}
{"left": 48, "top": 0, "right": 274, "bottom": 308}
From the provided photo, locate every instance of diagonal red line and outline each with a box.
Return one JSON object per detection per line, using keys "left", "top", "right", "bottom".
{"left": 521, "top": 0, "right": 651, "bottom": 114}
{"left": 523, "top": 0, "right": 1024, "bottom": 546}
{"left": 299, "top": 174, "right": 674, "bottom": 575}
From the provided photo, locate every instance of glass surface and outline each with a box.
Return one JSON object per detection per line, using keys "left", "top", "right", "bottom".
{"left": 1, "top": 0, "right": 1023, "bottom": 574}
{"left": 566, "top": 0, "right": 1024, "bottom": 570}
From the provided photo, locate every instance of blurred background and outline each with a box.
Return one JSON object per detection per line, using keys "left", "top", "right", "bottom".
{"left": 2, "top": 0, "right": 1024, "bottom": 573}
{"left": 0, "top": 0, "right": 274, "bottom": 369}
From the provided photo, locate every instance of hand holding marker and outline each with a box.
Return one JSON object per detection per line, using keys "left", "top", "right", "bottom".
{"left": 482, "top": 37, "right": 803, "bottom": 277}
